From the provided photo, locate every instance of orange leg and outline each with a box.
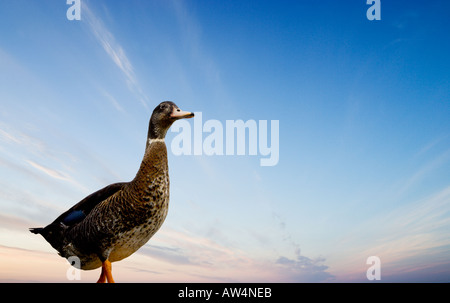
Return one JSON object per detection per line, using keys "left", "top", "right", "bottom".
{"left": 96, "top": 260, "right": 115, "bottom": 283}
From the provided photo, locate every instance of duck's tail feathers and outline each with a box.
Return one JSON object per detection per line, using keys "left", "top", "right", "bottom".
{"left": 29, "top": 227, "right": 44, "bottom": 235}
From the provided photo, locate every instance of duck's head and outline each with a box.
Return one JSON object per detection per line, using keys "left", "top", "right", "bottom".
{"left": 148, "top": 101, "right": 194, "bottom": 140}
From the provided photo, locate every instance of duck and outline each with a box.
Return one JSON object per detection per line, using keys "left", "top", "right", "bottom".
{"left": 30, "top": 101, "right": 194, "bottom": 283}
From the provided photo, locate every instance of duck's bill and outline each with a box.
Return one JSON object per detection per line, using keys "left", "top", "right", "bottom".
{"left": 171, "top": 108, "right": 195, "bottom": 119}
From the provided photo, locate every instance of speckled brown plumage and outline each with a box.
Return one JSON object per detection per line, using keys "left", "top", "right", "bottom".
{"left": 30, "top": 101, "right": 194, "bottom": 282}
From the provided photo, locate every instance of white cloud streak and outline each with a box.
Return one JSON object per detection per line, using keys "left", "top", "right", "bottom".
{"left": 397, "top": 147, "right": 450, "bottom": 197}
{"left": 83, "top": 2, "right": 150, "bottom": 111}
{"left": 26, "top": 160, "right": 69, "bottom": 182}
{"left": 0, "top": 121, "right": 90, "bottom": 196}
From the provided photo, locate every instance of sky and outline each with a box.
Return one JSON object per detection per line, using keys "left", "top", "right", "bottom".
{"left": 0, "top": 0, "right": 449, "bottom": 283}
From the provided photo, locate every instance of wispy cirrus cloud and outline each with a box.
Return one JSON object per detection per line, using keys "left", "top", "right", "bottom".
{"left": 26, "top": 160, "right": 70, "bottom": 182}
{"left": 82, "top": 1, "right": 150, "bottom": 111}
{"left": 0, "top": 213, "right": 39, "bottom": 232}
{"left": 397, "top": 147, "right": 450, "bottom": 197}
{"left": 99, "top": 90, "right": 126, "bottom": 113}
{"left": 0, "top": 123, "right": 47, "bottom": 155}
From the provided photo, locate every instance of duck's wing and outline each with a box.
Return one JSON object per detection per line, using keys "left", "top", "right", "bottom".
{"left": 29, "top": 182, "right": 127, "bottom": 254}
{"left": 54, "top": 182, "right": 127, "bottom": 227}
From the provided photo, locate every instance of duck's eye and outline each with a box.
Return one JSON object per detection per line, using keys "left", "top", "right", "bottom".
{"left": 177, "top": 108, "right": 180, "bottom": 112}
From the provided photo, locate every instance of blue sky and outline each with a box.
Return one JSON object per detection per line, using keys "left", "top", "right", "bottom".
{"left": 0, "top": 0, "right": 449, "bottom": 282}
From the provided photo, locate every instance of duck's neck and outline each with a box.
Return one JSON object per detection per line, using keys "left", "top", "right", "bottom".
{"left": 130, "top": 117, "right": 170, "bottom": 191}
{"left": 145, "top": 137, "right": 165, "bottom": 152}
{"left": 146, "top": 118, "right": 170, "bottom": 151}
{"left": 131, "top": 138, "right": 169, "bottom": 195}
